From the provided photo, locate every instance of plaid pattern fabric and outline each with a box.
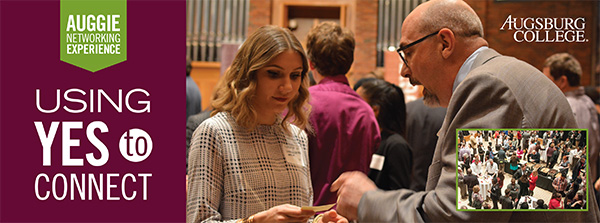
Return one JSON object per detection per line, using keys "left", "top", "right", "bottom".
{"left": 552, "top": 177, "right": 567, "bottom": 192}
{"left": 186, "top": 112, "right": 312, "bottom": 223}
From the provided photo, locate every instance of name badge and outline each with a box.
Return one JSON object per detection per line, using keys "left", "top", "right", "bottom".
{"left": 370, "top": 154, "right": 385, "bottom": 171}
{"left": 283, "top": 145, "right": 305, "bottom": 167}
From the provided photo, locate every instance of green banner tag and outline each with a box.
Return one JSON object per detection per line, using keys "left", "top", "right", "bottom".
{"left": 60, "top": 0, "right": 127, "bottom": 72}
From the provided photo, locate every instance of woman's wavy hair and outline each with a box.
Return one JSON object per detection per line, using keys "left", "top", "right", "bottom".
{"left": 211, "top": 25, "right": 311, "bottom": 132}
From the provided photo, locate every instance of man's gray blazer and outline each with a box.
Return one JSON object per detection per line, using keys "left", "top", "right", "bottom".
{"left": 358, "top": 48, "right": 600, "bottom": 222}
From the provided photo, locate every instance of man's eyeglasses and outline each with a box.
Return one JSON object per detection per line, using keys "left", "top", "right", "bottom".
{"left": 396, "top": 30, "right": 440, "bottom": 69}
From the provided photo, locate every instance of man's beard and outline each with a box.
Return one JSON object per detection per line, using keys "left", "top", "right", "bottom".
{"left": 422, "top": 87, "right": 441, "bottom": 107}
{"left": 409, "top": 77, "right": 440, "bottom": 107}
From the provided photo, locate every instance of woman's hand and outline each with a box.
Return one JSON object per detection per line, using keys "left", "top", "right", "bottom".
{"left": 252, "top": 204, "right": 315, "bottom": 223}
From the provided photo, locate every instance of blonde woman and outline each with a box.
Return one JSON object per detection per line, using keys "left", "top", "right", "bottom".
{"left": 187, "top": 26, "right": 344, "bottom": 223}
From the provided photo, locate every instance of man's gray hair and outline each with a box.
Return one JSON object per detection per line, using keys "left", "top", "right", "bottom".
{"left": 419, "top": 0, "right": 484, "bottom": 38}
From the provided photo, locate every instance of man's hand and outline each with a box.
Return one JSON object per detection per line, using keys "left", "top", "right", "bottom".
{"left": 330, "top": 171, "right": 377, "bottom": 221}
{"left": 318, "top": 210, "right": 348, "bottom": 223}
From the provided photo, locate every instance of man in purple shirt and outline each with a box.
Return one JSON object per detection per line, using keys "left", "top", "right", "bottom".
{"left": 305, "top": 22, "right": 381, "bottom": 206}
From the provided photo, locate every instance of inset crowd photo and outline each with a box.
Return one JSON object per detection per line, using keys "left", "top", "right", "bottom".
{"left": 457, "top": 129, "right": 589, "bottom": 211}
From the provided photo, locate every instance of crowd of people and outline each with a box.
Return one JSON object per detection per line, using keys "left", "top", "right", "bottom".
{"left": 457, "top": 130, "right": 589, "bottom": 210}
{"left": 185, "top": 0, "right": 600, "bottom": 222}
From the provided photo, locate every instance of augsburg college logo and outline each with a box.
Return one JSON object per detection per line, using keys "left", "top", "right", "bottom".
{"left": 500, "top": 15, "right": 587, "bottom": 43}
{"left": 60, "top": 0, "right": 127, "bottom": 72}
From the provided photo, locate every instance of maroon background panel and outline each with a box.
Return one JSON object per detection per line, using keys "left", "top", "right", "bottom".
{"left": 0, "top": 0, "right": 185, "bottom": 222}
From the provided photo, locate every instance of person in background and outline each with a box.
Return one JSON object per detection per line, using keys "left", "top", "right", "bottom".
{"left": 517, "top": 145, "right": 525, "bottom": 160}
{"left": 495, "top": 131, "right": 503, "bottom": 148}
{"left": 528, "top": 169, "right": 538, "bottom": 196}
{"left": 497, "top": 170, "right": 505, "bottom": 189}
{"left": 536, "top": 199, "right": 548, "bottom": 209}
{"left": 560, "top": 143, "right": 571, "bottom": 164}
{"left": 553, "top": 174, "right": 569, "bottom": 197}
{"left": 487, "top": 144, "right": 495, "bottom": 162}
{"left": 584, "top": 87, "right": 600, "bottom": 141}
{"left": 486, "top": 157, "right": 498, "bottom": 178}
{"left": 507, "top": 178, "right": 520, "bottom": 204}
{"left": 565, "top": 138, "right": 573, "bottom": 153}
{"left": 549, "top": 144, "right": 560, "bottom": 169}
{"left": 461, "top": 153, "right": 471, "bottom": 173}
{"left": 513, "top": 165, "right": 526, "bottom": 184}
{"left": 549, "top": 192, "right": 564, "bottom": 209}
{"left": 569, "top": 145, "right": 578, "bottom": 167}
{"left": 522, "top": 131, "right": 531, "bottom": 153}
{"left": 564, "top": 176, "right": 582, "bottom": 207}
{"left": 355, "top": 78, "right": 413, "bottom": 190}
{"left": 500, "top": 188, "right": 514, "bottom": 209}
{"left": 528, "top": 149, "right": 540, "bottom": 163}
{"left": 186, "top": 59, "right": 202, "bottom": 120}
{"left": 186, "top": 25, "right": 344, "bottom": 223}
{"left": 517, "top": 172, "right": 529, "bottom": 201}
{"left": 490, "top": 177, "right": 501, "bottom": 209}
{"left": 458, "top": 168, "right": 468, "bottom": 200}
{"left": 528, "top": 142, "right": 538, "bottom": 157}
{"left": 543, "top": 53, "right": 600, "bottom": 183}
{"left": 572, "top": 156, "right": 586, "bottom": 183}
{"left": 405, "top": 96, "right": 446, "bottom": 191}
{"left": 463, "top": 168, "right": 479, "bottom": 207}
{"left": 511, "top": 138, "right": 519, "bottom": 151}
{"left": 185, "top": 60, "right": 204, "bottom": 187}
{"left": 566, "top": 191, "right": 585, "bottom": 209}
{"left": 477, "top": 143, "right": 486, "bottom": 162}
{"left": 497, "top": 145, "right": 506, "bottom": 171}
{"left": 458, "top": 142, "right": 472, "bottom": 170}
{"left": 547, "top": 142, "right": 557, "bottom": 168}
{"left": 471, "top": 155, "right": 482, "bottom": 176}
{"left": 472, "top": 185, "right": 483, "bottom": 209}
{"left": 305, "top": 21, "right": 381, "bottom": 206}
{"left": 509, "top": 154, "right": 519, "bottom": 173}
{"left": 559, "top": 155, "right": 571, "bottom": 175}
